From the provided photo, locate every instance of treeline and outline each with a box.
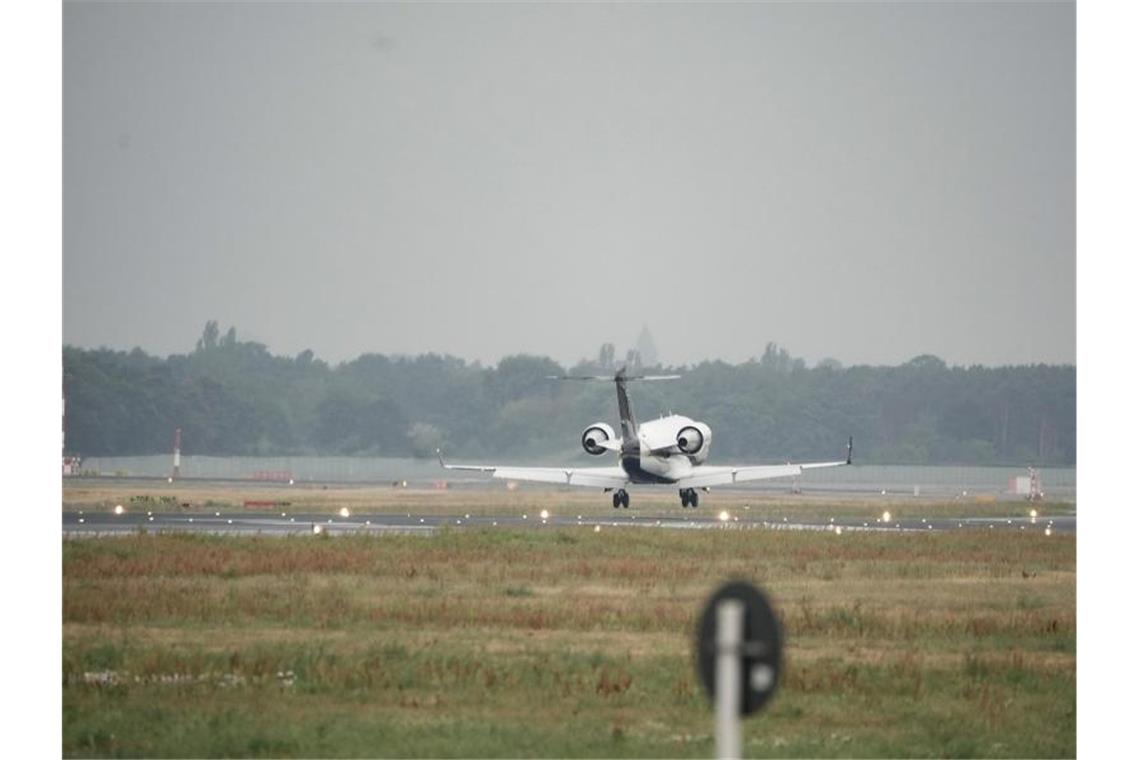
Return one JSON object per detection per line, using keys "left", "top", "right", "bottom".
{"left": 62, "top": 324, "right": 1075, "bottom": 465}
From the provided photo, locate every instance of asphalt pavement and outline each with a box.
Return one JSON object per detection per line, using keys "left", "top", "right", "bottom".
{"left": 61, "top": 509, "right": 1074, "bottom": 537}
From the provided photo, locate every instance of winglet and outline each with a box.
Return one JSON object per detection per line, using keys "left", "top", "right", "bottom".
{"left": 846, "top": 436, "right": 854, "bottom": 465}
{"left": 436, "top": 448, "right": 447, "bottom": 469}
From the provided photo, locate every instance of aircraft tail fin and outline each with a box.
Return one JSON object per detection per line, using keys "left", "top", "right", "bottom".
{"left": 547, "top": 368, "right": 680, "bottom": 455}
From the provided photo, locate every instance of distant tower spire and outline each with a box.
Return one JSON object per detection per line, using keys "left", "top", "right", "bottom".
{"left": 635, "top": 324, "right": 659, "bottom": 368}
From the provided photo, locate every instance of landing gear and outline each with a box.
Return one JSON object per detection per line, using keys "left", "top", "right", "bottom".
{"left": 679, "top": 488, "right": 699, "bottom": 508}
{"left": 612, "top": 489, "right": 630, "bottom": 509}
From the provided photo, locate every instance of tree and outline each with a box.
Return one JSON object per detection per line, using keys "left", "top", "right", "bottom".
{"left": 407, "top": 422, "right": 445, "bottom": 457}
{"left": 485, "top": 354, "right": 565, "bottom": 406}
{"left": 597, "top": 342, "right": 615, "bottom": 370}
{"left": 195, "top": 320, "right": 219, "bottom": 352}
{"left": 759, "top": 342, "right": 798, "bottom": 373}
{"left": 61, "top": 336, "right": 1075, "bottom": 465}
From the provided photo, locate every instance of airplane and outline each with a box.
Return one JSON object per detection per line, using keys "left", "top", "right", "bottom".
{"left": 437, "top": 367, "right": 852, "bottom": 509}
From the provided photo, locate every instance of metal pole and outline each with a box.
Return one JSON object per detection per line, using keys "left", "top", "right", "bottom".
{"left": 172, "top": 428, "right": 182, "bottom": 480}
{"left": 716, "top": 598, "right": 743, "bottom": 760}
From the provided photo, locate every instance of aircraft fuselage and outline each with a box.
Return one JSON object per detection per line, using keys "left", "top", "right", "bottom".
{"left": 619, "top": 414, "right": 706, "bottom": 484}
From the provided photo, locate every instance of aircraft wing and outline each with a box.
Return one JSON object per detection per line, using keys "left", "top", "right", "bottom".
{"left": 675, "top": 438, "right": 853, "bottom": 489}
{"left": 437, "top": 451, "right": 629, "bottom": 488}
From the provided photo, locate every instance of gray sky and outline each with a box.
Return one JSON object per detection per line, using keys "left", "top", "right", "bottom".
{"left": 64, "top": 1, "right": 1074, "bottom": 368}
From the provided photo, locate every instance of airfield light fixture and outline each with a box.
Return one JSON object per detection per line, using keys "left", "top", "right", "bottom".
{"left": 881, "top": 510, "right": 891, "bottom": 523}
{"left": 1045, "top": 527, "right": 1052, "bottom": 537}
{"left": 312, "top": 524, "right": 323, "bottom": 535}
{"left": 834, "top": 526, "right": 843, "bottom": 535}
{"left": 339, "top": 507, "right": 350, "bottom": 518}
{"left": 113, "top": 504, "right": 124, "bottom": 515}
{"left": 540, "top": 509, "right": 550, "bottom": 520}
{"left": 718, "top": 510, "right": 730, "bottom": 523}
{"left": 1030, "top": 508, "right": 1038, "bottom": 519}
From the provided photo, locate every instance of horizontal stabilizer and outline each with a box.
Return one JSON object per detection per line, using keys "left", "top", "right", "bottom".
{"left": 547, "top": 374, "right": 681, "bottom": 382}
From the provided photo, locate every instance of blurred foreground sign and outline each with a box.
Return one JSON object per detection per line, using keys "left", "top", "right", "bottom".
{"left": 696, "top": 581, "right": 783, "bottom": 717}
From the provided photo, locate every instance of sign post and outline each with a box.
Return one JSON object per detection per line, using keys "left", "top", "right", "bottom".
{"left": 697, "top": 581, "right": 783, "bottom": 760}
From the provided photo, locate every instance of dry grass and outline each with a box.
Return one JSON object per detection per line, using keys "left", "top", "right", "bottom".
{"left": 63, "top": 523, "right": 1075, "bottom": 757}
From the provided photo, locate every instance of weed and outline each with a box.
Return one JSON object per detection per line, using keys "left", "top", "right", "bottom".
{"left": 63, "top": 524, "right": 1074, "bottom": 758}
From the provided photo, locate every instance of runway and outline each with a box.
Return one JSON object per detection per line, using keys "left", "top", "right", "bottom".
{"left": 61, "top": 509, "right": 1075, "bottom": 537}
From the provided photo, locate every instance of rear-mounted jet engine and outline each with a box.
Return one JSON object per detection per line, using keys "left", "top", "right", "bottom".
{"left": 581, "top": 422, "right": 616, "bottom": 456}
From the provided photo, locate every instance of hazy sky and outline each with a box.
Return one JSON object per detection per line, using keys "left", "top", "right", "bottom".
{"left": 64, "top": 1, "right": 1074, "bottom": 368}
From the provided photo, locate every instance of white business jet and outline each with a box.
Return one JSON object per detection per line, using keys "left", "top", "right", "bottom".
{"left": 438, "top": 367, "right": 852, "bottom": 509}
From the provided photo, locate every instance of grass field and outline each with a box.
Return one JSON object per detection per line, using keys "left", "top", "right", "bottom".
{"left": 62, "top": 494, "right": 1075, "bottom": 758}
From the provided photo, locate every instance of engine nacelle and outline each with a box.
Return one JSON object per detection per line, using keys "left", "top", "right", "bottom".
{"left": 581, "top": 422, "right": 616, "bottom": 456}
{"left": 676, "top": 422, "right": 712, "bottom": 458}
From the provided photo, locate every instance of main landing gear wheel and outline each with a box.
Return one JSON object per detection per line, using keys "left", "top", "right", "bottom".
{"left": 612, "top": 489, "right": 630, "bottom": 509}
{"left": 679, "top": 488, "right": 699, "bottom": 508}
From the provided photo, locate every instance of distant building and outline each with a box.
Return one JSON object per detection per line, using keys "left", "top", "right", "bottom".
{"left": 635, "top": 325, "right": 659, "bottom": 368}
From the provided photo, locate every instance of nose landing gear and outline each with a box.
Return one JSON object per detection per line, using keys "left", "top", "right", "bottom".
{"left": 612, "top": 489, "right": 630, "bottom": 509}
{"left": 679, "top": 488, "right": 699, "bottom": 508}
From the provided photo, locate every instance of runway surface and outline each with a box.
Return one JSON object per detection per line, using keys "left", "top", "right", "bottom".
{"left": 62, "top": 509, "right": 1075, "bottom": 537}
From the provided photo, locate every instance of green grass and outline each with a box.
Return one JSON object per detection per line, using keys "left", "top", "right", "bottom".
{"left": 63, "top": 527, "right": 1075, "bottom": 757}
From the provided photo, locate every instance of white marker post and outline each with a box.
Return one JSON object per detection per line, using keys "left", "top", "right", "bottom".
{"left": 171, "top": 427, "right": 181, "bottom": 480}
{"left": 716, "top": 598, "right": 744, "bottom": 760}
